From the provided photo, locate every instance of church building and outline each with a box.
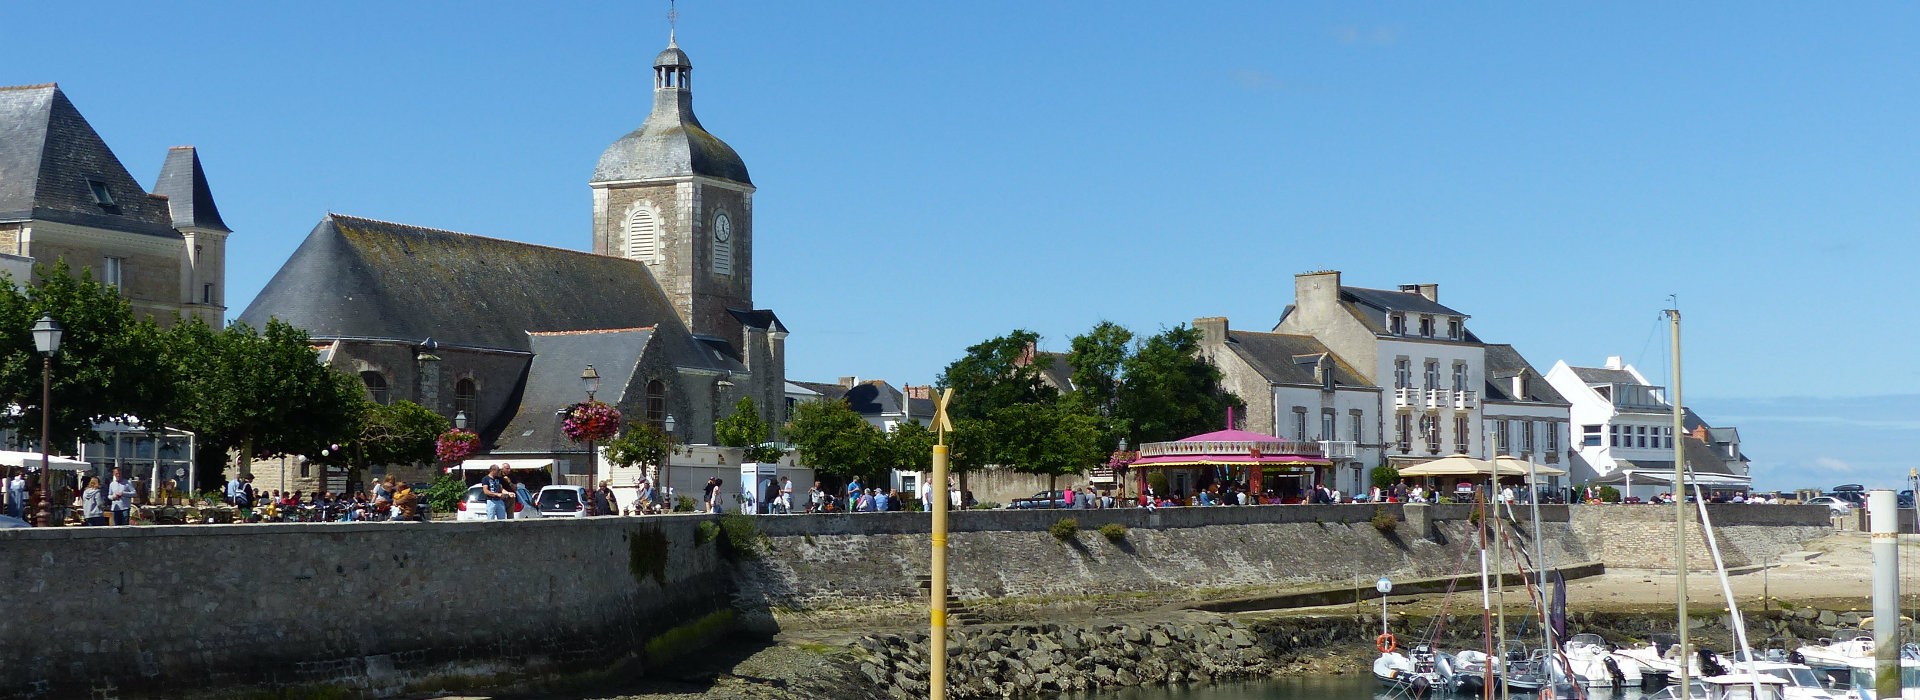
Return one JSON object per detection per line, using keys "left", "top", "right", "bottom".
{"left": 240, "top": 38, "right": 787, "bottom": 484}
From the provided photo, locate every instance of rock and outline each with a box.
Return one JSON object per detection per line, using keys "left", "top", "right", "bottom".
{"left": 1819, "top": 610, "right": 1838, "bottom": 626}
{"left": 1150, "top": 629, "right": 1172, "bottom": 647}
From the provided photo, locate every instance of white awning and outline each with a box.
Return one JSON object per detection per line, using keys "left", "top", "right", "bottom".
{"left": 1604, "top": 469, "right": 1751, "bottom": 487}
{"left": 452, "top": 458, "right": 556, "bottom": 473}
{"left": 0, "top": 451, "right": 90, "bottom": 471}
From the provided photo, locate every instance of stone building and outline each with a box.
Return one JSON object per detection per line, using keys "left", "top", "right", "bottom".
{"left": 240, "top": 38, "right": 786, "bottom": 491}
{"left": 1192, "top": 316, "right": 1382, "bottom": 496}
{"left": 1479, "top": 343, "right": 1572, "bottom": 491}
{"left": 0, "top": 83, "right": 229, "bottom": 324}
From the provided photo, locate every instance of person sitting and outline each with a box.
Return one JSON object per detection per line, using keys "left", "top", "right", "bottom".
{"left": 393, "top": 482, "right": 420, "bottom": 521}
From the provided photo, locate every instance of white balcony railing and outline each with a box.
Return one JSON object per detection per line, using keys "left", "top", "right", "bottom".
{"left": 1452, "top": 389, "right": 1478, "bottom": 411}
{"left": 1320, "top": 440, "right": 1358, "bottom": 460}
{"left": 1395, "top": 387, "right": 1415, "bottom": 408}
{"left": 1425, "top": 388, "right": 1447, "bottom": 410}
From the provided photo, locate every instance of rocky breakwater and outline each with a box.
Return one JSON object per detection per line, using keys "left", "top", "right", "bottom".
{"left": 849, "top": 612, "right": 1370, "bottom": 699}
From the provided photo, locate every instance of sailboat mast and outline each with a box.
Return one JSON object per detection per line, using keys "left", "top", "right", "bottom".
{"left": 1492, "top": 479, "right": 1510, "bottom": 700}
{"left": 1668, "top": 307, "right": 1689, "bottom": 693}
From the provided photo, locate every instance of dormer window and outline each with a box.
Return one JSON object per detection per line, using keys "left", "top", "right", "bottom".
{"left": 1389, "top": 313, "right": 1406, "bottom": 335}
{"left": 86, "top": 178, "right": 113, "bottom": 206}
{"left": 1419, "top": 315, "right": 1434, "bottom": 338}
{"left": 1319, "top": 356, "right": 1335, "bottom": 392}
{"left": 1448, "top": 318, "right": 1461, "bottom": 339}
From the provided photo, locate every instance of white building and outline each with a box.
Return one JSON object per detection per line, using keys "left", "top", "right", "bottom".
{"left": 1275, "top": 271, "right": 1487, "bottom": 468}
{"left": 1544, "top": 356, "right": 1750, "bottom": 498}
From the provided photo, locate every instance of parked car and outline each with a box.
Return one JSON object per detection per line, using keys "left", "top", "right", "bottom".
{"left": 1008, "top": 490, "right": 1070, "bottom": 509}
{"left": 1900, "top": 490, "right": 1914, "bottom": 509}
{"left": 1804, "top": 496, "right": 1852, "bottom": 514}
{"left": 536, "top": 485, "right": 591, "bottom": 518}
{"left": 1826, "top": 491, "right": 1869, "bottom": 507}
{"left": 453, "top": 485, "right": 528, "bottom": 521}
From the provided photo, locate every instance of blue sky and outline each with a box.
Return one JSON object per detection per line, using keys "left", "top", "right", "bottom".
{"left": 6, "top": 3, "right": 1918, "bottom": 491}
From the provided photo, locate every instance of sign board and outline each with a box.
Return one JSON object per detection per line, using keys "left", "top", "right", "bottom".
{"left": 1087, "top": 467, "right": 1116, "bottom": 484}
{"left": 1376, "top": 577, "right": 1393, "bottom": 594}
{"left": 740, "top": 461, "right": 779, "bottom": 514}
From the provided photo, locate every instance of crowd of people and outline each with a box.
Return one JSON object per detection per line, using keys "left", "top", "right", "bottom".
{"left": 223, "top": 473, "right": 423, "bottom": 522}
{"left": 4, "top": 467, "right": 137, "bottom": 526}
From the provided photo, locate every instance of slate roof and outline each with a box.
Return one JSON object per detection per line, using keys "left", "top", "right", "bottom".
{"left": 493, "top": 328, "right": 653, "bottom": 454}
{"left": 0, "top": 84, "right": 177, "bottom": 237}
{"left": 1612, "top": 436, "right": 1745, "bottom": 478}
{"left": 790, "top": 381, "right": 848, "bottom": 402}
{"left": 1570, "top": 367, "right": 1639, "bottom": 385}
{"left": 239, "top": 214, "right": 693, "bottom": 353}
{"left": 728, "top": 307, "right": 787, "bottom": 333}
{"left": 152, "top": 146, "right": 228, "bottom": 232}
{"left": 1342, "top": 286, "right": 1466, "bottom": 317}
{"left": 592, "top": 45, "right": 751, "bottom": 185}
{"left": 1481, "top": 344, "right": 1569, "bottom": 405}
{"left": 845, "top": 381, "right": 905, "bottom": 416}
{"left": 1034, "top": 351, "right": 1074, "bottom": 392}
{"left": 1223, "top": 330, "right": 1370, "bottom": 388}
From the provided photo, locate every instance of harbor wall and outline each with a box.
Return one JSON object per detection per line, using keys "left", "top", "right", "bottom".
{"left": 0, "top": 516, "right": 730, "bottom": 700}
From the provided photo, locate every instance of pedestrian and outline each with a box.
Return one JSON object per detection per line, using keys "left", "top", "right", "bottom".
{"left": 635, "top": 478, "right": 655, "bottom": 514}
{"left": 7, "top": 468, "right": 25, "bottom": 520}
{"left": 845, "top": 477, "right": 863, "bottom": 511}
{"left": 480, "top": 465, "right": 509, "bottom": 520}
{"left": 1062, "top": 485, "right": 1076, "bottom": 509}
{"left": 80, "top": 476, "right": 108, "bottom": 526}
{"left": 107, "top": 467, "right": 133, "bottom": 525}
{"left": 226, "top": 473, "right": 245, "bottom": 507}
{"left": 600, "top": 480, "right": 619, "bottom": 516}
{"left": 778, "top": 476, "right": 793, "bottom": 514}
{"left": 703, "top": 477, "right": 721, "bottom": 513}
{"left": 511, "top": 477, "right": 536, "bottom": 519}
{"left": 808, "top": 481, "right": 826, "bottom": 513}
{"left": 393, "top": 481, "right": 420, "bottom": 521}
{"left": 873, "top": 488, "right": 890, "bottom": 512}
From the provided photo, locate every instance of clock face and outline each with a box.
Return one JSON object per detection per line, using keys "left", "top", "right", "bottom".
{"left": 713, "top": 212, "right": 732, "bottom": 242}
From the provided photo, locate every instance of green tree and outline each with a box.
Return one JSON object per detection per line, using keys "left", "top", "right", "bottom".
{"left": 935, "top": 329, "right": 1056, "bottom": 422}
{"left": 885, "top": 419, "right": 935, "bottom": 477}
{"left": 357, "top": 400, "right": 449, "bottom": 469}
{"left": 715, "top": 396, "right": 783, "bottom": 463}
{"left": 168, "top": 318, "right": 367, "bottom": 482}
{"left": 605, "top": 421, "right": 674, "bottom": 473}
{"left": 784, "top": 399, "right": 886, "bottom": 482}
{"left": 1065, "top": 320, "right": 1132, "bottom": 421}
{"left": 1115, "top": 325, "right": 1243, "bottom": 444}
{"left": 0, "top": 260, "right": 176, "bottom": 448}
{"left": 990, "top": 402, "right": 1106, "bottom": 494}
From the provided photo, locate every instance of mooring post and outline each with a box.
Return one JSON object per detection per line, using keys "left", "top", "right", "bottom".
{"left": 1872, "top": 489, "right": 1901, "bottom": 700}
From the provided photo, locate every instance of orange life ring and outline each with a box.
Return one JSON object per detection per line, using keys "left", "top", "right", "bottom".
{"left": 1377, "top": 633, "right": 1397, "bottom": 653}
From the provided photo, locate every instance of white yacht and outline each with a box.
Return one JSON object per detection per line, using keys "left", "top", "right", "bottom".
{"left": 1563, "top": 633, "right": 1648, "bottom": 687}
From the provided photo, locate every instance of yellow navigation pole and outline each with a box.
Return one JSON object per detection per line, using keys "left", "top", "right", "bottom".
{"left": 928, "top": 388, "right": 955, "bottom": 700}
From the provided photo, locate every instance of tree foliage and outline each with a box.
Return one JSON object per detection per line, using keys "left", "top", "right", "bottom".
{"left": 885, "top": 419, "right": 935, "bottom": 475}
{"left": 715, "top": 396, "right": 782, "bottom": 463}
{"left": 1065, "top": 320, "right": 1132, "bottom": 420}
{"left": 783, "top": 398, "right": 885, "bottom": 481}
{"left": 167, "top": 318, "right": 366, "bottom": 476}
{"left": 357, "top": 400, "right": 448, "bottom": 468}
{"left": 1116, "top": 325, "right": 1243, "bottom": 444}
{"left": 935, "top": 329, "right": 1056, "bottom": 422}
{"left": 604, "top": 421, "right": 674, "bottom": 472}
{"left": 0, "top": 260, "right": 175, "bottom": 447}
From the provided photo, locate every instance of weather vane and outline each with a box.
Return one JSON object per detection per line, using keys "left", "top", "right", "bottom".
{"left": 668, "top": 0, "right": 678, "bottom": 43}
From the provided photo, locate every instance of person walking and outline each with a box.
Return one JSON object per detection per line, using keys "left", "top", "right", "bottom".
{"left": 107, "top": 468, "right": 133, "bottom": 525}
{"left": 480, "top": 465, "right": 509, "bottom": 520}
{"left": 80, "top": 477, "right": 107, "bottom": 526}
{"left": 6, "top": 469, "right": 25, "bottom": 520}
{"left": 777, "top": 476, "right": 793, "bottom": 514}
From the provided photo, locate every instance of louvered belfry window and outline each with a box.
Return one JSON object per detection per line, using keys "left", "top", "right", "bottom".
{"left": 625, "top": 207, "right": 657, "bottom": 262}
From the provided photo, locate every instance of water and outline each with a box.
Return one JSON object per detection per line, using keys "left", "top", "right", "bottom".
{"left": 1058, "top": 675, "right": 1684, "bottom": 699}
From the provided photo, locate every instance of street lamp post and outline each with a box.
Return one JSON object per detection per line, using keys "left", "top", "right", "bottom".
{"left": 454, "top": 411, "right": 467, "bottom": 431}
{"left": 581, "top": 366, "right": 600, "bottom": 488}
{"left": 662, "top": 414, "right": 677, "bottom": 509}
{"left": 31, "top": 315, "right": 62, "bottom": 527}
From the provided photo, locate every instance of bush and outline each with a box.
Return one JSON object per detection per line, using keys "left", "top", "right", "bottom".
{"left": 695, "top": 520, "right": 719, "bottom": 545}
{"left": 1098, "top": 522, "right": 1128, "bottom": 543}
{"left": 972, "top": 501, "right": 1001, "bottom": 510}
{"left": 1147, "top": 472, "right": 1170, "bottom": 497}
{"left": 1050, "top": 517, "right": 1080, "bottom": 541}
{"left": 1371, "top": 506, "right": 1398, "bottom": 533}
{"left": 674, "top": 495, "right": 697, "bottom": 513}
{"left": 1598, "top": 485, "right": 1621, "bottom": 503}
{"left": 424, "top": 474, "right": 466, "bottom": 514}
{"left": 1371, "top": 465, "right": 1401, "bottom": 490}
{"left": 717, "top": 513, "right": 765, "bottom": 559}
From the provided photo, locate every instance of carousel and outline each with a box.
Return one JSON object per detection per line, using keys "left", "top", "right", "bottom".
{"left": 1128, "top": 428, "right": 1332, "bottom": 503}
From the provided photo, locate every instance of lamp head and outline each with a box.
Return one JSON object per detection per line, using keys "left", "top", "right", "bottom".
{"left": 31, "top": 315, "right": 61, "bottom": 356}
{"left": 581, "top": 365, "right": 601, "bottom": 396}
{"left": 454, "top": 411, "right": 468, "bottom": 430}
{"left": 664, "top": 414, "right": 676, "bottom": 432}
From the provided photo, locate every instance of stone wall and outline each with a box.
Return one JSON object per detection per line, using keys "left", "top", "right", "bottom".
{"left": 0, "top": 515, "right": 730, "bottom": 699}
{"left": 1571, "top": 503, "right": 1832, "bottom": 570}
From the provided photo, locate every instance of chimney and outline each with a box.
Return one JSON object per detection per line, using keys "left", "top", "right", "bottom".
{"left": 838, "top": 376, "right": 858, "bottom": 389}
{"left": 1399, "top": 283, "right": 1439, "bottom": 302}
{"left": 1510, "top": 374, "right": 1526, "bottom": 399}
{"left": 1295, "top": 270, "right": 1341, "bottom": 314}
{"left": 1692, "top": 424, "right": 1710, "bottom": 441}
{"left": 905, "top": 385, "right": 932, "bottom": 401}
{"left": 1018, "top": 341, "right": 1037, "bottom": 366}
{"left": 1603, "top": 356, "right": 1624, "bottom": 370}
{"left": 1193, "top": 316, "right": 1229, "bottom": 345}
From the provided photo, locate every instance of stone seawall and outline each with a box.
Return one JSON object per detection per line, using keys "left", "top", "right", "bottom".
{"left": 1571, "top": 503, "right": 1832, "bottom": 570}
{"left": 0, "top": 516, "right": 730, "bottom": 700}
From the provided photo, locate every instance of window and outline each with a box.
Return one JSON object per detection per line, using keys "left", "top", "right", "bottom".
{"left": 1350, "top": 412, "right": 1364, "bottom": 443}
{"left": 1292, "top": 409, "right": 1307, "bottom": 441}
{"left": 86, "top": 178, "right": 113, "bottom": 206}
{"left": 1321, "top": 411, "right": 1335, "bottom": 442}
{"left": 1319, "top": 357, "right": 1335, "bottom": 392}
{"left": 101, "top": 257, "right": 124, "bottom": 292}
{"left": 646, "top": 380, "right": 667, "bottom": 426}
{"left": 624, "top": 206, "right": 658, "bottom": 262}
{"left": 711, "top": 210, "right": 734, "bottom": 276}
{"left": 360, "top": 371, "right": 389, "bottom": 405}
{"left": 1419, "top": 315, "right": 1434, "bottom": 338}
{"left": 1522, "top": 421, "right": 1536, "bottom": 454}
{"left": 1424, "top": 414, "right": 1441, "bottom": 453}
{"left": 1394, "top": 358, "right": 1412, "bottom": 389}
{"left": 1389, "top": 314, "right": 1406, "bottom": 335}
{"left": 1608, "top": 425, "right": 1620, "bottom": 447}
{"left": 1637, "top": 425, "right": 1649, "bottom": 448}
{"left": 1423, "top": 360, "right": 1440, "bottom": 389}
{"left": 1454, "top": 416, "right": 1469, "bottom": 453}
{"left": 1546, "top": 422, "right": 1560, "bottom": 462}
{"left": 1664, "top": 427, "right": 1675, "bottom": 449}
{"left": 1396, "top": 414, "right": 1412, "bottom": 452}
{"left": 300, "top": 461, "right": 310, "bottom": 478}
{"left": 1496, "top": 420, "right": 1511, "bottom": 455}
{"left": 1582, "top": 424, "right": 1601, "bottom": 447}
{"left": 1452, "top": 363, "right": 1468, "bottom": 391}
{"left": 453, "top": 378, "right": 478, "bottom": 419}
{"left": 202, "top": 283, "right": 215, "bottom": 305}
{"left": 1447, "top": 318, "right": 1461, "bottom": 339}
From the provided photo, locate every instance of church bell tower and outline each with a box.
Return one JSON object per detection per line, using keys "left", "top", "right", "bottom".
{"left": 590, "top": 36, "right": 754, "bottom": 345}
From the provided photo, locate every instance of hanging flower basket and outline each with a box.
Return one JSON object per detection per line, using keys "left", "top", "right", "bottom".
{"left": 436, "top": 429, "right": 480, "bottom": 465}
{"left": 563, "top": 401, "right": 622, "bottom": 443}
